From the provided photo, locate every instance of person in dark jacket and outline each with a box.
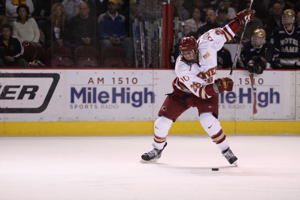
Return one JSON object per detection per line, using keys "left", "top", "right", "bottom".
{"left": 97, "top": 0, "right": 133, "bottom": 65}
{"left": 97, "top": 0, "right": 127, "bottom": 47}
{"left": 0, "top": 24, "right": 28, "bottom": 67}
{"left": 196, "top": 8, "right": 219, "bottom": 37}
{"left": 65, "top": 1, "right": 96, "bottom": 47}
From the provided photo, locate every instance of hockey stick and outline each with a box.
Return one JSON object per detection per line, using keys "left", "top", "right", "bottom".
{"left": 249, "top": 73, "right": 257, "bottom": 114}
{"left": 230, "top": 0, "right": 254, "bottom": 75}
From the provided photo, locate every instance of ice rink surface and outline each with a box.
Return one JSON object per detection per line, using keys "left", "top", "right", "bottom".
{"left": 0, "top": 135, "right": 300, "bottom": 200}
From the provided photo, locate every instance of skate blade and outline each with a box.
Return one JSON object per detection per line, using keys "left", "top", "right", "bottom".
{"left": 216, "top": 163, "right": 238, "bottom": 169}
{"left": 140, "top": 158, "right": 159, "bottom": 164}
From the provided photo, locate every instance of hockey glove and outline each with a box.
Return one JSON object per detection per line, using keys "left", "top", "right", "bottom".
{"left": 204, "top": 78, "right": 234, "bottom": 97}
{"left": 227, "top": 9, "right": 255, "bottom": 35}
{"left": 214, "top": 78, "right": 234, "bottom": 93}
{"left": 247, "top": 56, "right": 266, "bottom": 74}
{"left": 235, "top": 9, "right": 255, "bottom": 26}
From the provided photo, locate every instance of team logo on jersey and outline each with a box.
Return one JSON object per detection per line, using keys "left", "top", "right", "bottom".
{"left": 197, "top": 67, "right": 216, "bottom": 83}
{"left": 202, "top": 52, "right": 211, "bottom": 59}
{"left": 161, "top": 106, "right": 167, "bottom": 112}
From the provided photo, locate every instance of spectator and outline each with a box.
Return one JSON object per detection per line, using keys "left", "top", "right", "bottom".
{"left": 0, "top": 15, "right": 8, "bottom": 30}
{"left": 0, "top": 24, "right": 28, "bottom": 67}
{"left": 66, "top": 1, "right": 96, "bottom": 47}
{"left": 81, "top": 0, "right": 98, "bottom": 19}
{"left": 263, "top": 2, "right": 283, "bottom": 39}
{"left": 196, "top": 8, "right": 218, "bottom": 37}
{"left": 51, "top": 3, "right": 66, "bottom": 47}
{"left": 98, "top": 0, "right": 133, "bottom": 64}
{"left": 191, "top": 0, "right": 207, "bottom": 9}
{"left": 173, "top": 0, "right": 190, "bottom": 21}
{"left": 218, "top": 0, "right": 236, "bottom": 20}
{"left": 270, "top": 9, "right": 300, "bottom": 69}
{"left": 62, "top": 0, "right": 81, "bottom": 21}
{"left": 136, "top": 0, "right": 162, "bottom": 20}
{"left": 183, "top": 8, "right": 204, "bottom": 35}
{"left": 231, "top": 0, "right": 243, "bottom": 13}
{"left": 185, "top": 0, "right": 206, "bottom": 22}
{"left": 241, "top": 28, "right": 279, "bottom": 74}
{"left": 275, "top": 0, "right": 288, "bottom": 10}
{"left": 216, "top": 8, "right": 230, "bottom": 26}
{"left": 12, "top": 4, "right": 45, "bottom": 66}
{"left": 6, "top": 0, "right": 34, "bottom": 23}
{"left": 12, "top": 5, "right": 40, "bottom": 44}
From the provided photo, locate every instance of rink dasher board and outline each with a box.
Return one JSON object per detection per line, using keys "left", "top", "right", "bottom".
{"left": 0, "top": 121, "right": 299, "bottom": 136}
{"left": 0, "top": 69, "right": 299, "bottom": 136}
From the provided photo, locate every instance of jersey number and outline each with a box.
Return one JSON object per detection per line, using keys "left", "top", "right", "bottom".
{"left": 203, "top": 32, "right": 213, "bottom": 41}
{"left": 190, "top": 82, "right": 201, "bottom": 93}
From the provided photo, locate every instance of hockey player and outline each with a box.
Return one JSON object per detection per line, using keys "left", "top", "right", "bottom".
{"left": 270, "top": 9, "right": 300, "bottom": 69}
{"left": 241, "top": 28, "right": 279, "bottom": 74}
{"left": 141, "top": 9, "right": 255, "bottom": 164}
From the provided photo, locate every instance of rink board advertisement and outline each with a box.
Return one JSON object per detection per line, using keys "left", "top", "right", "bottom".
{"left": 0, "top": 69, "right": 300, "bottom": 135}
{"left": 0, "top": 69, "right": 297, "bottom": 121}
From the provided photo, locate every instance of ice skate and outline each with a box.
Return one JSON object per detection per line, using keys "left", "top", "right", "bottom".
{"left": 222, "top": 148, "right": 238, "bottom": 165}
{"left": 141, "top": 143, "right": 167, "bottom": 161}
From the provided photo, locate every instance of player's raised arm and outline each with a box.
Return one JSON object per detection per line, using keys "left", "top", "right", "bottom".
{"left": 197, "top": 9, "right": 255, "bottom": 51}
{"left": 223, "top": 9, "right": 255, "bottom": 41}
{"left": 198, "top": 9, "right": 255, "bottom": 59}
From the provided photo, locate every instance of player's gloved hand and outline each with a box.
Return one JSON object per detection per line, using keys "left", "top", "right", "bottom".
{"left": 214, "top": 77, "right": 234, "bottom": 93}
{"left": 235, "top": 9, "right": 255, "bottom": 26}
{"left": 247, "top": 56, "right": 266, "bottom": 74}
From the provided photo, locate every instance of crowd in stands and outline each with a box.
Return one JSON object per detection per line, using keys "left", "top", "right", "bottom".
{"left": 0, "top": 0, "right": 299, "bottom": 70}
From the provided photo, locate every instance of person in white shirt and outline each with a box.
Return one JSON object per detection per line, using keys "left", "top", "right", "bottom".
{"left": 12, "top": 4, "right": 44, "bottom": 65}
{"left": 141, "top": 9, "right": 255, "bottom": 165}
{"left": 183, "top": 7, "right": 205, "bottom": 35}
{"left": 12, "top": 4, "right": 40, "bottom": 44}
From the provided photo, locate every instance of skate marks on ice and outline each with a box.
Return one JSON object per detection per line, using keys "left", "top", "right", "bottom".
{"left": 140, "top": 159, "right": 238, "bottom": 173}
{"left": 157, "top": 162, "right": 237, "bottom": 172}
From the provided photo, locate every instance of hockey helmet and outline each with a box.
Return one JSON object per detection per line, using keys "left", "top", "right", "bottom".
{"left": 179, "top": 36, "right": 198, "bottom": 53}
{"left": 282, "top": 9, "right": 295, "bottom": 27}
{"left": 251, "top": 28, "right": 266, "bottom": 48}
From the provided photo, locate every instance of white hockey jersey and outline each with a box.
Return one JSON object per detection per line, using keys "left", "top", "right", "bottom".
{"left": 174, "top": 25, "right": 235, "bottom": 99}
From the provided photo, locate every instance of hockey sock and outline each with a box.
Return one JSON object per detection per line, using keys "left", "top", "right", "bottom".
{"left": 153, "top": 116, "right": 173, "bottom": 150}
{"left": 199, "top": 112, "right": 229, "bottom": 152}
